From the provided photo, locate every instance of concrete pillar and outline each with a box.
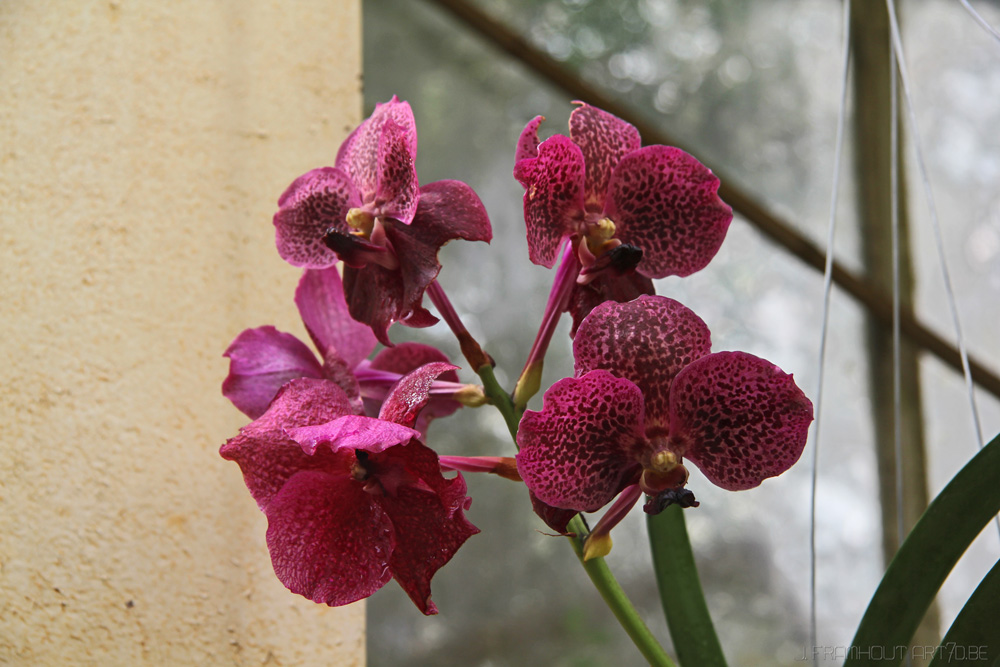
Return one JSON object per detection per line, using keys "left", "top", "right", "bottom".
{"left": 0, "top": 2, "right": 364, "bottom": 664}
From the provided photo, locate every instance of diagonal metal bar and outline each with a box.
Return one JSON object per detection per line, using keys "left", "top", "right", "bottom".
{"left": 422, "top": 0, "right": 1000, "bottom": 402}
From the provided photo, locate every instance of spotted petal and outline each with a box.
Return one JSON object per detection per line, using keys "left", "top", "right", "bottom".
{"left": 378, "top": 361, "right": 459, "bottom": 428}
{"left": 374, "top": 120, "right": 419, "bottom": 224}
{"left": 574, "top": 295, "right": 712, "bottom": 432}
{"left": 274, "top": 167, "right": 359, "bottom": 268}
{"left": 518, "top": 134, "right": 586, "bottom": 268}
{"left": 605, "top": 145, "right": 732, "bottom": 278}
{"left": 514, "top": 115, "right": 545, "bottom": 167}
{"left": 668, "top": 351, "right": 813, "bottom": 491}
{"left": 569, "top": 103, "right": 641, "bottom": 210}
{"left": 516, "top": 370, "right": 645, "bottom": 512}
{"left": 362, "top": 343, "right": 463, "bottom": 431}
{"left": 336, "top": 96, "right": 417, "bottom": 197}
{"left": 566, "top": 270, "right": 655, "bottom": 337}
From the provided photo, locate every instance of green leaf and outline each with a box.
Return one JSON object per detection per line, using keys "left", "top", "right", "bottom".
{"left": 648, "top": 503, "right": 728, "bottom": 667}
{"left": 927, "top": 557, "right": 1000, "bottom": 667}
{"left": 845, "top": 432, "right": 1000, "bottom": 667}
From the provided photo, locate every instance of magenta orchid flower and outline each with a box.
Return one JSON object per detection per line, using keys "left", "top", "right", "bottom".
{"left": 514, "top": 102, "right": 732, "bottom": 332}
{"left": 515, "top": 296, "right": 813, "bottom": 554}
{"left": 220, "top": 363, "right": 479, "bottom": 615}
{"left": 223, "top": 266, "right": 472, "bottom": 429}
{"left": 273, "top": 96, "right": 492, "bottom": 345}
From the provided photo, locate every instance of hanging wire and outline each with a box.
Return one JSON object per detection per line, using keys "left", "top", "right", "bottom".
{"left": 885, "top": 1, "right": 1000, "bottom": 548}
{"left": 884, "top": 0, "right": 985, "bottom": 450}
{"left": 959, "top": 0, "right": 1000, "bottom": 45}
{"left": 810, "top": 2, "right": 852, "bottom": 661}
{"left": 889, "top": 25, "right": 906, "bottom": 556}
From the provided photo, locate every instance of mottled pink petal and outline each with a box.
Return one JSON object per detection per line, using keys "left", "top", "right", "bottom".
{"left": 516, "top": 370, "right": 645, "bottom": 512}
{"left": 514, "top": 115, "right": 545, "bottom": 165}
{"left": 288, "top": 414, "right": 421, "bottom": 457}
{"left": 370, "top": 343, "right": 462, "bottom": 430}
{"left": 336, "top": 96, "right": 417, "bottom": 197}
{"left": 416, "top": 180, "right": 493, "bottom": 244}
{"left": 220, "top": 378, "right": 356, "bottom": 509}
{"left": 604, "top": 145, "right": 732, "bottom": 278}
{"left": 374, "top": 120, "right": 418, "bottom": 224}
{"left": 321, "top": 352, "right": 364, "bottom": 415}
{"left": 265, "top": 469, "right": 393, "bottom": 607}
{"left": 574, "top": 295, "right": 711, "bottom": 431}
{"left": 274, "top": 167, "right": 359, "bottom": 268}
{"left": 519, "top": 134, "right": 586, "bottom": 268}
{"left": 379, "top": 361, "right": 459, "bottom": 428}
{"left": 569, "top": 103, "right": 641, "bottom": 210}
{"left": 376, "top": 442, "right": 479, "bottom": 614}
{"left": 222, "top": 326, "right": 325, "bottom": 419}
{"left": 295, "top": 268, "right": 377, "bottom": 368}
{"left": 668, "top": 351, "right": 813, "bottom": 491}
{"left": 567, "top": 270, "right": 655, "bottom": 337}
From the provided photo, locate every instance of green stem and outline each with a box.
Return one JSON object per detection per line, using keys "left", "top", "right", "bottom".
{"left": 476, "top": 363, "right": 519, "bottom": 442}
{"left": 648, "top": 505, "right": 728, "bottom": 667}
{"left": 567, "top": 515, "right": 677, "bottom": 667}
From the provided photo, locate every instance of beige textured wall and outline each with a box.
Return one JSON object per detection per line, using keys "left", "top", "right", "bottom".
{"left": 0, "top": 2, "right": 364, "bottom": 664}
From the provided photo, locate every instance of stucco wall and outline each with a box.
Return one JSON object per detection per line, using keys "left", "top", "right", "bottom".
{"left": 0, "top": 2, "right": 365, "bottom": 664}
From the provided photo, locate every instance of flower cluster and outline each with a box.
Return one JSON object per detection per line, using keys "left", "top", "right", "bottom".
{"left": 220, "top": 97, "right": 812, "bottom": 615}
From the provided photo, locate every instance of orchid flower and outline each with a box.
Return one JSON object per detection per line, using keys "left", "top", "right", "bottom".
{"left": 273, "top": 96, "right": 492, "bottom": 345}
{"left": 223, "top": 266, "right": 479, "bottom": 429}
{"left": 220, "top": 364, "right": 479, "bottom": 615}
{"left": 515, "top": 296, "right": 813, "bottom": 556}
{"left": 512, "top": 103, "right": 732, "bottom": 405}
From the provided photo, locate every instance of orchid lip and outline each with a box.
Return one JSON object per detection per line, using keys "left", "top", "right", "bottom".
{"left": 323, "top": 228, "right": 400, "bottom": 270}
{"left": 577, "top": 243, "right": 643, "bottom": 285}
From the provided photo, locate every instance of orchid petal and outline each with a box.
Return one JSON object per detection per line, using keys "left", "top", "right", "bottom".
{"left": 516, "top": 370, "right": 645, "bottom": 512}
{"left": 566, "top": 271, "right": 655, "bottom": 337}
{"left": 519, "top": 134, "right": 586, "bottom": 268}
{"left": 374, "top": 120, "right": 419, "bottom": 224}
{"left": 574, "top": 295, "right": 711, "bottom": 431}
{"left": 514, "top": 115, "right": 545, "bottom": 165}
{"left": 288, "top": 414, "right": 421, "bottom": 457}
{"left": 569, "top": 103, "right": 641, "bottom": 210}
{"left": 376, "top": 442, "right": 479, "bottom": 614}
{"left": 370, "top": 343, "right": 462, "bottom": 430}
{"left": 265, "top": 469, "right": 394, "bottom": 607}
{"left": 669, "top": 351, "right": 813, "bottom": 491}
{"left": 321, "top": 353, "right": 364, "bottom": 415}
{"left": 529, "top": 492, "right": 578, "bottom": 535}
{"left": 274, "top": 167, "right": 358, "bottom": 268}
{"left": 219, "top": 378, "right": 356, "bottom": 509}
{"left": 222, "top": 326, "right": 325, "bottom": 419}
{"left": 605, "top": 145, "right": 732, "bottom": 278}
{"left": 416, "top": 180, "right": 493, "bottom": 244}
{"left": 295, "top": 267, "right": 377, "bottom": 368}
{"left": 336, "top": 96, "right": 417, "bottom": 197}
{"left": 379, "top": 361, "right": 459, "bottom": 428}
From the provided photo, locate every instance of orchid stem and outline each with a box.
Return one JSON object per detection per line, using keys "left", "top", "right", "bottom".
{"left": 426, "top": 279, "right": 490, "bottom": 371}
{"left": 647, "top": 504, "right": 728, "bottom": 667}
{"left": 567, "top": 515, "right": 677, "bottom": 667}
{"left": 476, "top": 363, "right": 519, "bottom": 443}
